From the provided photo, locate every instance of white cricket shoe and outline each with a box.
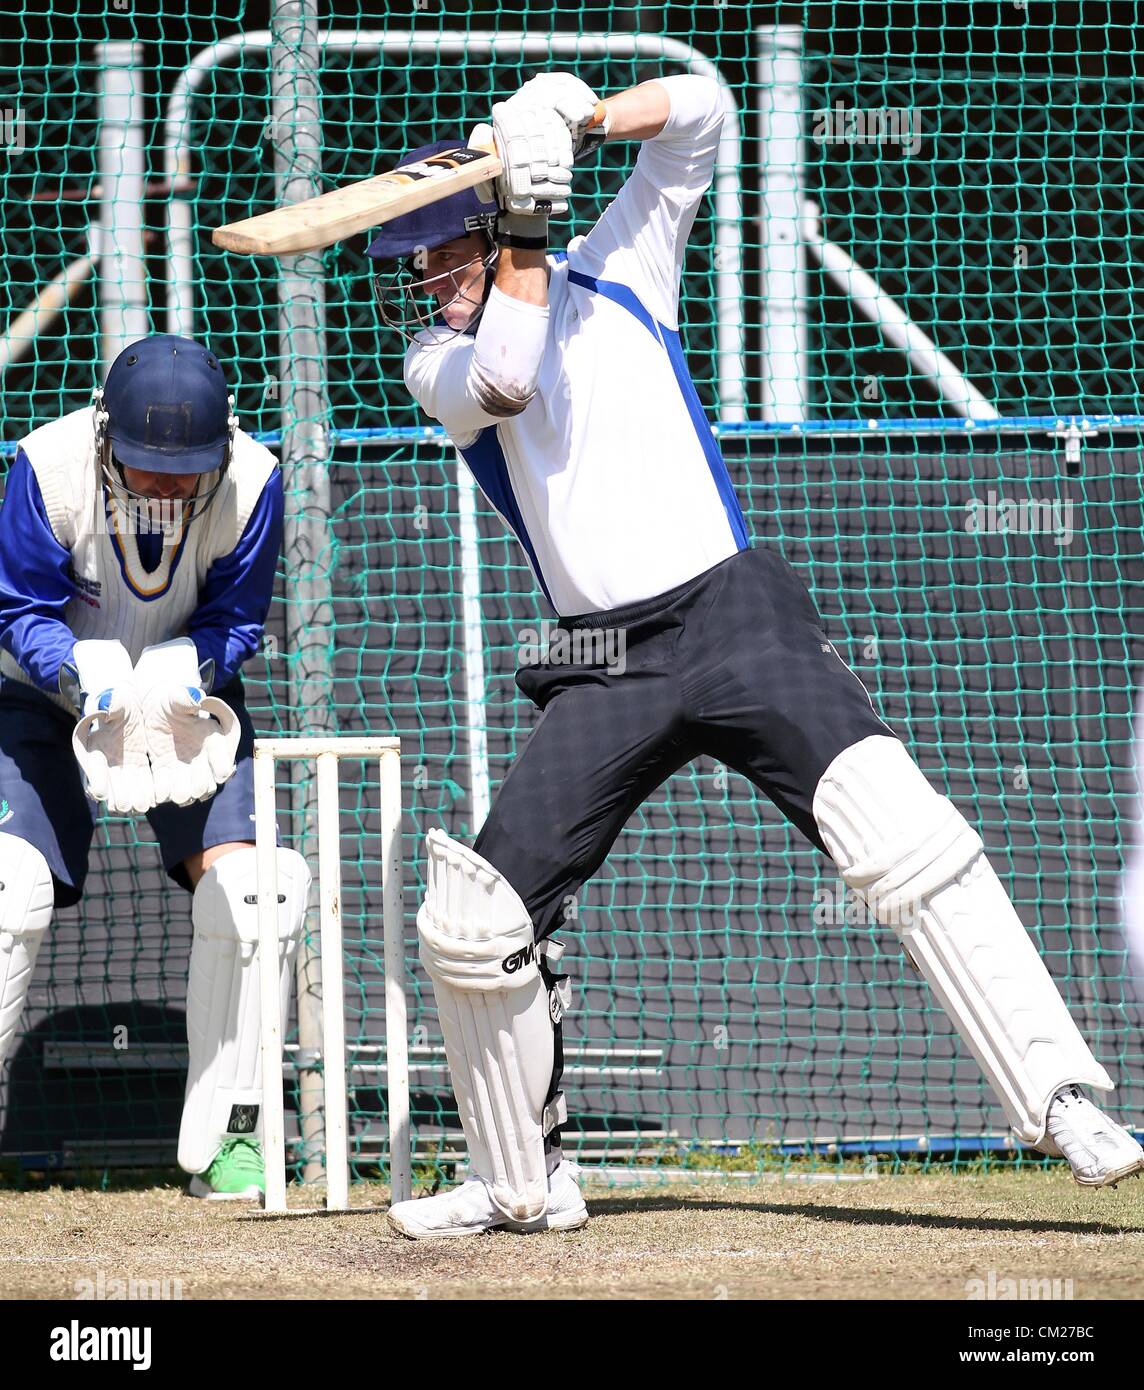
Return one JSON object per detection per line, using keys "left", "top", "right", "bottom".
{"left": 387, "top": 1159, "right": 588, "bottom": 1240}
{"left": 1038, "top": 1085, "right": 1144, "bottom": 1188}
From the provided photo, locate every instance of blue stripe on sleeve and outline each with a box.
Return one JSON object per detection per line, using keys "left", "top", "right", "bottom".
{"left": 186, "top": 468, "right": 284, "bottom": 688}
{"left": 0, "top": 448, "right": 78, "bottom": 691}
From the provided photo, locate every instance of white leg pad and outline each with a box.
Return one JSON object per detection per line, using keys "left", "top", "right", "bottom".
{"left": 813, "top": 735, "right": 1112, "bottom": 1144}
{"left": 417, "top": 828, "right": 553, "bottom": 1223}
{"left": 178, "top": 846, "right": 309, "bottom": 1173}
{"left": 0, "top": 834, "right": 54, "bottom": 1068}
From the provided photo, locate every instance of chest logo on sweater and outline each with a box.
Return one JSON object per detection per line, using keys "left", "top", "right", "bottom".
{"left": 68, "top": 566, "right": 102, "bottom": 609}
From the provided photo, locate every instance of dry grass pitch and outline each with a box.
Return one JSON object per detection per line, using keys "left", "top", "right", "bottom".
{"left": 3, "top": 1168, "right": 1143, "bottom": 1300}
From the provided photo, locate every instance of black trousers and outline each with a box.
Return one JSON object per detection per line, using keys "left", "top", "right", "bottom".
{"left": 472, "top": 545, "right": 897, "bottom": 1150}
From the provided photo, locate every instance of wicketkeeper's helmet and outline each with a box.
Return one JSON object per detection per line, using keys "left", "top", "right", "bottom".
{"left": 93, "top": 334, "right": 237, "bottom": 527}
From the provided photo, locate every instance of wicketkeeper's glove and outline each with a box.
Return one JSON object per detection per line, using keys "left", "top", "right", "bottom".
{"left": 62, "top": 638, "right": 157, "bottom": 816}
{"left": 134, "top": 638, "right": 241, "bottom": 808}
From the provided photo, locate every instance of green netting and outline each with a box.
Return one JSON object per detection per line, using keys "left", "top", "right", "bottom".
{"left": 2, "top": 3, "right": 1143, "bottom": 1181}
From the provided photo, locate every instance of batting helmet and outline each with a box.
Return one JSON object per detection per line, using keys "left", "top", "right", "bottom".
{"left": 99, "top": 335, "right": 234, "bottom": 475}
{"left": 365, "top": 139, "right": 499, "bottom": 263}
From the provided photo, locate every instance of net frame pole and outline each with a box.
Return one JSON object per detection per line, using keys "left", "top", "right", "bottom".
{"left": 455, "top": 456, "right": 492, "bottom": 829}
{"left": 800, "top": 202, "right": 1000, "bottom": 419}
{"left": 95, "top": 40, "right": 148, "bottom": 374}
{"left": 0, "top": 254, "right": 96, "bottom": 376}
{"left": 270, "top": 0, "right": 334, "bottom": 1188}
{"left": 756, "top": 24, "right": 808, "bottom": 423}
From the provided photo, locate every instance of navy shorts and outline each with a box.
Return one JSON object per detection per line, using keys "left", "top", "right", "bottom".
{"left": 0, "top": 676, "right": 258, "bottom": 908}
{"left": 474, "top": 545, "right": 897, "bottom": 941}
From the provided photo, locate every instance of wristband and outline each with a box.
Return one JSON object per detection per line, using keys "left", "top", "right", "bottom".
{"left": 497, "top": 211, "right": 549, "bottom": 250}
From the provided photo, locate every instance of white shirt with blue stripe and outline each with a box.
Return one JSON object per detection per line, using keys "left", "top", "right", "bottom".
{"left": 404, "top": 75, "right": 747, "bottom": 616}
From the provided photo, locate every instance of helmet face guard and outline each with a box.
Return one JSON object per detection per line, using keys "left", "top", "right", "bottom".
{"left": 372, "top": 229, "right": 499, "bottom": 346}
{"left": 365, "top": 139, "right": 500, "bottom": 346}
{"left": 92, "top": 387, "right": 236, "bottom": 537}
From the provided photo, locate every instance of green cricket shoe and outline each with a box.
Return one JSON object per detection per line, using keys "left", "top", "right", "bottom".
{"left": 188, "top": 1138, "right": 266, "bottom": 1201}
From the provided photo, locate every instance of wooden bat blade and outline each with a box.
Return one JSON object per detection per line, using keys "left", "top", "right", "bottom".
{"left": 212, "top": 146, "right": 501, "bottom": 256}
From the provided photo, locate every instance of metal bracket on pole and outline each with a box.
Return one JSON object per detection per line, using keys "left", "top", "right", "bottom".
{"left": 1048, "top": 418, "right": 1099, "bottom": 470}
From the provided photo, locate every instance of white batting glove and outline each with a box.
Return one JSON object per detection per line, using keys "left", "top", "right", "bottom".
{"left": 135, "top": 638, "right": 240, "bottom": 808}
{"left": 483, "top": 102, "right": 574, "bottom": 243}
{"left": 66, "top": 639, "right": 156, "bottom": 816}
{"left": 509, "top": 72, "right": 607, "bottom": 155}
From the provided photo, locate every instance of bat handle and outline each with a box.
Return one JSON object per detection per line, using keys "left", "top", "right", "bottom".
{"left": 575, "top": 100, "right": 610, "bottom": 159}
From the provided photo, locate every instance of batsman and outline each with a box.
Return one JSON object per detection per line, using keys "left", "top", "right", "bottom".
{"left": 0, "top": 334, "right": 308, "bottom": 1198}
{"left": 370, "top": 73, "right": 1144, "bottom": 1237}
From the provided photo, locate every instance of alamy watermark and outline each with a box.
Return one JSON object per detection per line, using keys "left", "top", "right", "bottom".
{"left": 964, "top": 491, "right": 1074, "bottom": 547}
{"left": 1, "top": 107, "right": 26, "bottom": 153}
{"left": 813, "top": 880, "right": 918, "bottom": 930}
{"left": 51, "top": 1321, "right": 153, "bottom": 1370}
{"left": 518, "top": 620, "right": 627, "bottom": 675}
{"left": 74, "top": 1270, "right": 183, "bottom": 1301}
{"left": 965, "top": 1270, "right": 1075, "bottom": 1301}
{"left": 811, "top": 102, "right": 922, "bottom": 156}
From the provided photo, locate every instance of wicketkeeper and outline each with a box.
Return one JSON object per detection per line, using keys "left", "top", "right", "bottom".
{"left": 0, "top": 334, "right": 308, "bottom": 1198}
{"left": 371, "top": 73, "right": 1144, "bottom": 1238}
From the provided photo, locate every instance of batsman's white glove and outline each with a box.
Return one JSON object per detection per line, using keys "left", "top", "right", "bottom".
{"left": 135, "top": 638, "right": 241, "bottom": 808}
{"left": 66, "top": 639, "right": 156, "bottom": 816}
{"left": 471, "top": 102, "right": 573, "bottom": 248}
{"left": 509, "top": 72, "right": 608, "bottom": 155}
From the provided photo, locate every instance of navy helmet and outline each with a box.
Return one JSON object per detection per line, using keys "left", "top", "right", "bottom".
{"left": 367, "top": 140, "right": 500, "bottom": 344}
{"left": 365, "top": 140, "right": 499, "bottom": 263}
{"left": 100, "top": 334, "right": 233, "bottom": 475}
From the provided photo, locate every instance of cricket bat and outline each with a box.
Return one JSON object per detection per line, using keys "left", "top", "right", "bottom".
{"left": 213, "top": 104, "right": 607, "bottom": 257}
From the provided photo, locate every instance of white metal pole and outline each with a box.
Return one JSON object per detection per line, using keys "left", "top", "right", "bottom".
{"left": 455, "top": 454, "right": 491, "bottom": 829}
{"left": 379, "top": 746, "right": 412, "bottom": 1204}
{"left": 254, "top": 748, "right": 289, "bottom": 1212}
{"left": 756, "top": 25, "right": 808, "bottom": 422}
{"left": 316, "top": 751, "right": 349, "bottom": 1210}
{"left": 95, "top": 41, "right": 148, "bottom": 374}
{"left": 0, "top": 254, "right": 96, "bottom": 376}
{"left": 801, "top": 202, "right": 999, "bottom": 419}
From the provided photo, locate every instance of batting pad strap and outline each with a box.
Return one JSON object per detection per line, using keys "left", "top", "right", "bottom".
{"left": 539, "top": 938, "right": 566, "bottom": 966}
{"left": 543, "top": 1093, "right": 567, "bottom": 1136}
{"left": 548, "top": 975, "right": 573, "bottom": 1024}
{"left": 836, "top": 798, "right": 982, "bottom": 922}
